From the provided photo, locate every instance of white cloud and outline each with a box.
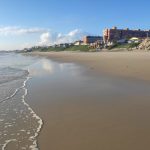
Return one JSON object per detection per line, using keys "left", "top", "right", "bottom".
{"left": 0, "top": 26, "right": 89, "bottom": 50}
{"left": 38, "top": 29, "right": 88, "bottom": 46}
{"left": 0, "top": 26, "right": 47, "bottom": 36}
{"left": 68, "top": 29, "right": 82, "bottom": 36}
{"left": 39, "top": 32, "right": 50, "bottom": 46}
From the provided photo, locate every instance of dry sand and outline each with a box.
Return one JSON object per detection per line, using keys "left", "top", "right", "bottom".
{"left": 25, "top": 51, "right": 150, "bottom": 150}
{"left": 31, "top": 51, "right": 150, "bottom": 81}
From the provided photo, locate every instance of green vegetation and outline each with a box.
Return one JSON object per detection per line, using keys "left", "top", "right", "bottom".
{"left": 25, "top": 42, "right": 141, "bottom": 53}
{"left": 127, "top": 43, "right": 140, "bottom": 49}
{"left": 65, "top": 45, "right": 90, "bottom": 51}
{"left": 30, "top": 45, "right": 92, "bottom": 52}
{"left": 31, "top": 46, "right": 65, "bottom": 52}
{"left": 108, "top": 43, "right": 140, "bottom": 50}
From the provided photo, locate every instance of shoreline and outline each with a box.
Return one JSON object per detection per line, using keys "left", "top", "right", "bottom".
{"left": 27, "top": 51, "right": 150, "bottom": 81}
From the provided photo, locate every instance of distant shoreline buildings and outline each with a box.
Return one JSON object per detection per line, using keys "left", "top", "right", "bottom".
{"left": 23, "top": 26, "right": 150, "bottom": 52}
{"left": 103, "top": 26, "right": 150, "bottom": 44}
{"left": 82, "top": 26, "right": 150, "bottom": 47}
{"left": 83, "top": 36, "right": 103, "bottom": 44}
{"left": 82, "top": 27, "right": 150, "bottom": 49}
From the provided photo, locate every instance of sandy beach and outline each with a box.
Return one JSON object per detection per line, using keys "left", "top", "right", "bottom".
{"left": 23, "top": 51, "right": 150, "bottom": 150}
{"left": 30, "top": 51, "right": 150, "bottom": 81}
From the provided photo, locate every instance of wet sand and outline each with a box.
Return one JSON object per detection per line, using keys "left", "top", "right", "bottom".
{"left": 25, "top": 52, "right": 150, "bottom": 150}
{"left": 30, "top": 51, "right": 150, "bottom": 81}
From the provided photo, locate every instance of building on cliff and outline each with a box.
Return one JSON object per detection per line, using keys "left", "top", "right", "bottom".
{"left": 103, "top": 27, "right": 150, "bottom": 44}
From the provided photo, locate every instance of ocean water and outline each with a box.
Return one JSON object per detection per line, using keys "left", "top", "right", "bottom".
{"left": 0, "top": 52, "right": 43, "bottom": 150}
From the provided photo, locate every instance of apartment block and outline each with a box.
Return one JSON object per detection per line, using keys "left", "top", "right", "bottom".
{"left": 103, "top": 27, "right": 150, "bottom": 43}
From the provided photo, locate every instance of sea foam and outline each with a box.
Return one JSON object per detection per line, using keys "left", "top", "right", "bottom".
{"left": 0, "top": 68, "right": 43, "bottom": 150}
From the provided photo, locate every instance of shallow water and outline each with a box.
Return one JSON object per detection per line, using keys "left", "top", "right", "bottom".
{"left": 0, "top": 53, "right": 42, "bottom": 150}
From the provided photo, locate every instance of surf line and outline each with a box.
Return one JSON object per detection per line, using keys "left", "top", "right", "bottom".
{"left": 21, "top": 77, "right": 43, "bottom": 150}
{"left": 0, "top": 75, "right": 31, "bottom": 104}
{"left": 1, "top": 76, "right": 43, "bottom": 150}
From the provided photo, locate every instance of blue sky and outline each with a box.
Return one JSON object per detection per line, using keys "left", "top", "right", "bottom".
{"left": 0, "top": 0, "right": 150, "bottom": 50}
